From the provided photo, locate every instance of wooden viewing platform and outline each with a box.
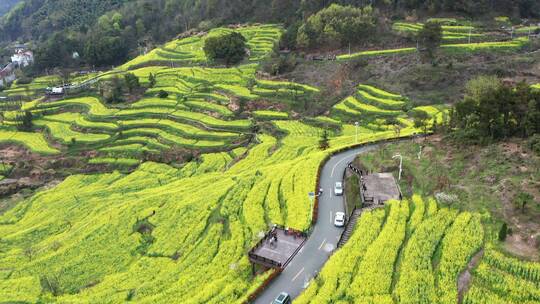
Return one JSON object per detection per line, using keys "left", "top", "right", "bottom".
{"left": 248, "top": 225, "right": 307, "bottom": 270}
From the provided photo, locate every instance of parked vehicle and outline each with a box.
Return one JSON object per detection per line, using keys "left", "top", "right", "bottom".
{"left": 46, "top": 87, "right": 64, "bottom": 95}
{"left": 334, "top": 181, "right": 343, "bottom": 196}
{"left": 273, "top": 292, "right": 291, "bottom": 304}
{"left": 334, "top": 212, "right": 346, "bottom": 227}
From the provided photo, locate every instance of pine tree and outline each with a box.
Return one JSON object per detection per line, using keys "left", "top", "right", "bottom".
{"left": 319, "top": 130, "right": 330, "bottom": 150}
{"left": 17, "top": 111, "right": 33, "bottom": 132}
{"left": 148, "top": 73, "right": 156, "bottom": 88}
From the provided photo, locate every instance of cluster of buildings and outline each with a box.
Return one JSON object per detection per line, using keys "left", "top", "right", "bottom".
{"left": 0, "top": 44, "right": 34, "bottom": 88}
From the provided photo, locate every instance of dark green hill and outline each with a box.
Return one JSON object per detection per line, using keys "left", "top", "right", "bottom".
{"left": 0, "top": 0, "right": 20, "bottom": 17}
{"left": 1, "top": 0, "right": 538, "bottom": 72}
{"left": 0, "top": 0, "right": 128, "bottom": 41}
{"left": 2, "top": 0, "right": 539, "bottom": 44}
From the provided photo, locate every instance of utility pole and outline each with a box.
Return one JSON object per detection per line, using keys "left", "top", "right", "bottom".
{"left": 393, "top": 154, "right": 403, "bottom": 180}
{"left": 468, "top": 28, "right": 472, "bottom": 44}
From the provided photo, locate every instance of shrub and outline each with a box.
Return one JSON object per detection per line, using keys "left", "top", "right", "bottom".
{"left": 528, "top": 134, "right": 540, "bottom": 155}
{"left": 157, "top": 90, "right": 169, "bottom": 99}
{"left": 499, "top": 222, "right": 508, "bottom": 241}
{"left": 16, "top": 76, "right": 34, "bottom": 85}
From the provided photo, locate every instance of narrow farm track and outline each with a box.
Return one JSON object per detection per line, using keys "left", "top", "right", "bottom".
{"left": 253, "top": 143, "right": 385, "bottom": 304}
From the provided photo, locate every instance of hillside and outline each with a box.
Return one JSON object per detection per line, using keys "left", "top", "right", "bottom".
{"left": 354, "top": 138, "right": 540, "bottom": 258}
{"left": 0, "top": 0, "right": 20, "bottom": 17}
{"left": 0, "top": 6, "right": 540, "bottom": 304}
{"left": 2, "top": 0, "right": 539, "bottom": 70}
{"left": 0, "top": 0, "right": 126, "bottom": 41}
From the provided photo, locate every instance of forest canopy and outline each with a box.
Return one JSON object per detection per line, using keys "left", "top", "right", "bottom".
{"left": 296, "top": 4, "right": 375, "bottom": 48}
{"left": 1, "top": 0, "right": 539, "bottom": 70}
{"left": 450, "top": 77, "right": 540, "bottom": 143}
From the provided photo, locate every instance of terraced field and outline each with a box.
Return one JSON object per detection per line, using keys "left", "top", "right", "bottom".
{"left": 0, "top": 22, "right": 537, "bottom": 304}
{"left": 0, "top": 75, "right": 61, "bottom": 98}
{"left": 332, "top": 84, "right": 412, "bottom": 121}
{"left": 393, "top": 21, "right": 485, "bottom": 41}
{"left": 294, "top": 195, "right": 540, "bottom": 304}
{"left": 0, "top": 119, "right": 423, "bottom": 303}
{"left": 120, "top": 24, "right": 282, "bottom": 70}
{"left": 515, "top": 25, "right": 540, "bottom": 34}
{"left": 0, "top": 95, "right": 251, "bottom": 155}
{"left": 464, "top": 246, "right": 540, "bottom": 304}
{"left": 412, "top": 105, "right": 447, "bottom": 124}
{"left": 0, "top": 37, "right": 326, "bottom": 158}
{"left": 337, "top": 37, "right": 530, "bottom": 60}
{"left": 0, "top": 129, "right": 59, "bottom": 154}
{"left": 0, "top": 47, "right": 427, "bottom": 303}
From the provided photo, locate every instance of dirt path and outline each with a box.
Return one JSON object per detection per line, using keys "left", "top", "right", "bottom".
{"left": 457, "top": 248, "right": 484, "bottom": 303}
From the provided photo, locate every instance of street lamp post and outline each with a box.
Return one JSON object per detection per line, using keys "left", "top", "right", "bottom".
{"left": 355, "top": 121, "right": 359, "bottom": 143}
{"left": 392, "top": 154, "right": 403, "bottom": 181}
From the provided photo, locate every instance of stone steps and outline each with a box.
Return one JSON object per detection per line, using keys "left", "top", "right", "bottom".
{"left": 337, "top": 209, "right": 362, "bottom": 248}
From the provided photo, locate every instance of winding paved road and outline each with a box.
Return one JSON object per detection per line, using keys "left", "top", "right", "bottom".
{"left": 253, "top": 143, "right": 382, "bottom": 304}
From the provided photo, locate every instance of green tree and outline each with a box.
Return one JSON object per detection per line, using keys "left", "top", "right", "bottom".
{"left": 135, "top": 19, "right": 146, "bottom": 37}
{"left": 111, "top": 12, "right": 123, "bottom": 32}
{"left": 104, "top": 76, "right": 124, "bottom": 103}
{"left": 203, "top": 32, "right": 246, "bottom": 66}
{"left": 124, "top": 73, "right": 140, "bottom": 93}
{"left": 34, "top": 32, "right": 80, "bottom": 71}
{"left": 514, "top": 191, "right": 533, "bottom": 213}
{"left": 17, "top": 111, "right": 33, "bottom": 132}
{"left": 465, "top": 76, "right": 501, "bottom": 102}
{"left": 412, "top": 110, "right": 430, "bottom": 133}
{"left": 418, "top": 22, "right": 443, "bottom": 62}
{"left": 319, "top": 130, "right": 330, "bottom": 150}
{"left": 450, "top": 78, "right": 540, "bottom": 143}
{"left": 148, "top": 73, "right": 156, "bottom": 88}
{"left": 296, "top": 4, "right": 375, "bottom": 48}
{"left": 84, "top": 30, "right": 128, "bottom": 67}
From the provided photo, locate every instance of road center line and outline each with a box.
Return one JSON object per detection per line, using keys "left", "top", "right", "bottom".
{"left": 330, "top": 154, "right": 355, "bottom": 177}
{"left": 318, "top": 238, "right": 326, "bottom": 250}
{"left": 330, "top": 211, "right": 333, "bottom": 224}
{"left": 292, "top": 267, "right": 305, "bottom": 282}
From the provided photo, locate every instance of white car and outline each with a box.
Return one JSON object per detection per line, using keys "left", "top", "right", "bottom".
{"left": 334, "top": 212, "right": 346, "bottom": 227}
{"left": 334, "top": 182, "right": 343, "bottom": 196}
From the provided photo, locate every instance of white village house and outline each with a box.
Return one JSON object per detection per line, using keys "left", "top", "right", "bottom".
{"left": 0, "top": 45, "right": 35, "bottom": 88}
{"left": 11, "top": 50, "right": 34, "bottom": 67}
